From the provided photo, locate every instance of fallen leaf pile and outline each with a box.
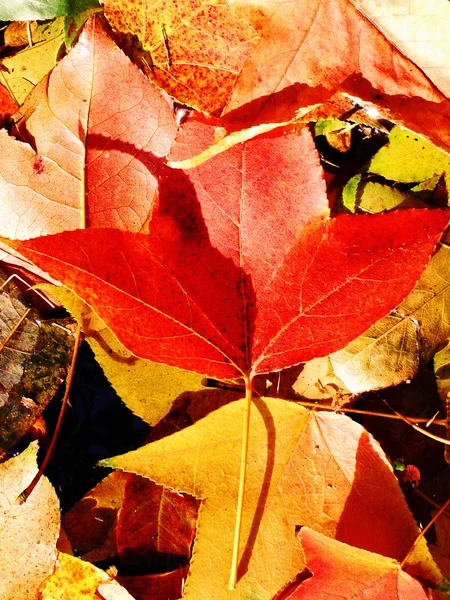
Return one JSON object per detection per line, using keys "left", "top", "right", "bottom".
{"left": 0, "top": 1, "right": 450, "bottom": 599}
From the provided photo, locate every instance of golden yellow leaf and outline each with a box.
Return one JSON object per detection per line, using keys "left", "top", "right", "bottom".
{"left": 101, "top": 0, "right": 260, "bottom": 115}
{"left": 38, "top": 284, "right": 204, "bottom": 426}
{"left": 0, "top": 443, "right": 60, "bottom": 600}
{"left": 101, "top": 397, "right": 440, "bottom": 599}
{"left": 40, "top": 553, "right": 135, "bottom": 599}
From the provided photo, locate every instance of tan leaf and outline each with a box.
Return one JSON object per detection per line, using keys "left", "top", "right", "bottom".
{"left": 0, "top": 443, "right": 60, "bottom": 600}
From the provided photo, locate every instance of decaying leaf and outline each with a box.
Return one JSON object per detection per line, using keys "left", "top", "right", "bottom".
{"left": 101, "top": 0, "right": 260, "bottom": 115}
{"left": 283, "top": 527, "right": 428, "bottom": 599}
{"left": 101, "top": 397, "right": 440, "bottom": 599}
{"left": 40, "top": 552, "right": 135, "bottom": 599}
{"left": 0, "top": 443, "right": 60, "bottom": 600}
{"left": 0, "top": 269, "right": 75, "bottom": 455}
{"left": 37, "top": 284, "right": 204, "bottom": 426}
{"left": 0, "top": 16, "right": 177, "bottom": 239}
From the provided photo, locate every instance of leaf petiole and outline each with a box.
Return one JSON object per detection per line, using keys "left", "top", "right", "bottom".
{"left": 228, "top": 375, "right": 253, "bottom": 590}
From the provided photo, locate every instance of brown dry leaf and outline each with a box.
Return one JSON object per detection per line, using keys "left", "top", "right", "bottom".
{"left": 4, "top": 21, "right": 37, "bottom": 47}
{"left": 0, "top": 442, "right": 60, "bottom": 600}
{"left": 0, "top": 270, "right": 75, "bottom": 456}
{"left": 62, "top": 471, "right": 128, "bottom": 563}
{"left": 101, "top": 0, "right": 260, "bottom": 115}
{"left": 40, "top": 552, "right": 136, "bottom": 599}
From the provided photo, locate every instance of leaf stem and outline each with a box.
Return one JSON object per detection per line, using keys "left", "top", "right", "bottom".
{"left": 400, "top": 494, "right": 450, "bottom": 568}
{"left": 228, "top": 376, "right": 253, "bottom": 590}
{"left": 16, "top": 323, "right": 82, "bottom": 504}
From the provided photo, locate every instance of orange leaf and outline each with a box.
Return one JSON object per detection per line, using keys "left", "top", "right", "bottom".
{"left": 283, "top": 528, "right": 428, "bottom": 599}
{"left": 224, "top": 0, "right": 450, "bottom": 153}
{"left": 102, "top": 0, "right": 260, "bottom": 115}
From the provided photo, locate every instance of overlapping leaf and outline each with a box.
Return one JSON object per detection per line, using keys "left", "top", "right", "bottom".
{"left": 296, "top": 240, "right": 450, "bottom": 397}
{"left": 0, "top": 17, "right": 177, "bottom": 239}
{"left": 102, "top": 0, "right": 260, "bottom": 115}
{"left": 3, "top": 122, "right": 448, "bottom": 379}
{"left": 40, "top": 552, "right": 135, "bottom": 599}
{"left": 101, "top": 398, "right": 440, "bottom": 599}
{"left": 224, "top": 0, "right": 450, "bottom": 154}
{"left": 284, "top": 528, "right": 428, "bottom": 599}
{"left": 38, "top": 284, "right": 204, "bottom": 426}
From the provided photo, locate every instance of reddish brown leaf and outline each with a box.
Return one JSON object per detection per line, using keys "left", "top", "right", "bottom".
{"left": 0, "top": 17, "right": 177, "bottom": 239}
{"left": 117, "top": 475, "right": 198, "bottom": 570}
{"left": 224, "top": 0, "right": 450, "bottom": 153}
{"left": 117, "top": 567, "right": 187, "bottom": 600}
{"left": 3, "top": 126, "right": 448, "bottom": 378}
{"left": 283, "top": 528, "right": 428, "bottom": 599}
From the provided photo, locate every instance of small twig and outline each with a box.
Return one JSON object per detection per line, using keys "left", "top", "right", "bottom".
{"left": 400, "top": 494, "right": 450, "bottom": 568}
{"left": 161, "top": 24, "right": 171, "bottom": 67}
{"left": 16, "top": 324, "right": 82, "bottom": 503}
{"left": 415, "top": 489, "right": 450, "bottom": 519}
{"left": 381, "top": 400, "right": 450, "bottom": 444}
{"left": 295, "top": 398, "right": 447, "bottom": 426}
{"left": 26, "top": 22, "right": 33, "bottom": 47}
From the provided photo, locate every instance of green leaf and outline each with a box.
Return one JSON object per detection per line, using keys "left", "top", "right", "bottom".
{"left": 342, "top": 174, "right": 361, "bottom": 212}
{"left": 314, "top": 118, "right": 347, "bottom": 136}
{"left": 352, "top": 182, "right": 427, "bottom": 214}
{"left": 0, "top": 0, "right": 99, "bottom": 21}
{"left": 369, "top": 126, "right": 450, "bottom": 197}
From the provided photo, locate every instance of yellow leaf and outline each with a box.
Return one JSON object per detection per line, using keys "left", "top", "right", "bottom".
{"left": 101, "top": 397, "right": 440, "bottom": 599}
{"left": 0, "top": 443, "right": 60, "bottom": 600}
{"left": 37, "top": 284, "right": 205, "bottom": 426}
{"left": 40, "top": 553, "right": 135, "bottom": 599}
